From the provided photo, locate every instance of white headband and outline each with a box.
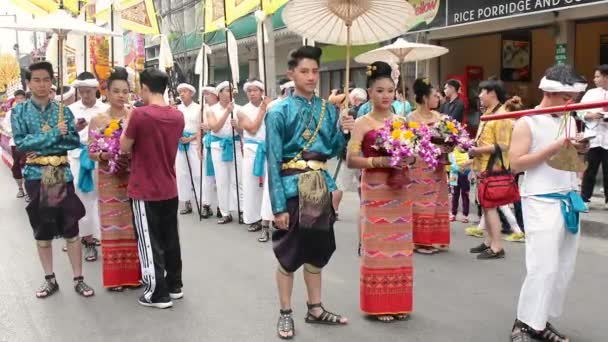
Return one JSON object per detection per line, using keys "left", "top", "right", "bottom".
{"left": 280, "top": 81, "right": 295, "bottom": 90}
{"left": 243, "top": 80, "right": 265, "bottom": 92}
{"left": 55, "top": 86, "right": 75, "bottom": 102}
{"left": 202, "top": 86, "right": 218, "bottom": 96}
{"left": 72, "top": 78, "right": 99, "bottom": 89}
{"left": 538, "top": 77, "right": 587, "bottom": 93}
{"left": 177, "top": 83, "right": 196, "bottom": 94}
{"left": 216, "top": 81, "right": 230, "bottom": 93}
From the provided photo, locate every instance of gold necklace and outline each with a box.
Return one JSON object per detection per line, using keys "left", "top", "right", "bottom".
{"left": 301, "top": 101, "right": 318, "bottom": 141}
{"left": 368, "top": 111, "right": 392, "bottom": 123}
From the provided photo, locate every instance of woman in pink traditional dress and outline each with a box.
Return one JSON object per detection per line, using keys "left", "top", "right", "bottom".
{"left": 408, "top": 79, "right": 452, "bottom": 255}
{"left": 88, "top": 67, "right": 141, "bottom": 291}
{"left": 347, "top": 61, "right": 414, "bottom": 322}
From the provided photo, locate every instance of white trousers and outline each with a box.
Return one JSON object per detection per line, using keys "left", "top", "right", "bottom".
{"left": 242, "top": 143, "right": 263, "bottom": 224}
{"left": 176, "top": 146, "right": 201, "bottom": 203}
{"left": 210, "top": 141, "right": 243, "bottom": 217}
{"left": 70, "top": 158, "right": 99, "bottom": 238}
{"left": 261, "top": 164, "right": 274, "bottom": 222}
{"left": 517, "top": 197, "right": 579, "bottom": 330}
{"left": 201, "top": 151, "right": 217, "bottom": 208}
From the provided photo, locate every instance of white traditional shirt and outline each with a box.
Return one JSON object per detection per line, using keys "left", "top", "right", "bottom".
{"left": 240, "top": 102, "right": 265, "bottom": 141}
{"left": 68, "top": 99, "right": 109, "bottom": 159}
{"left": 178, "top": 101, "right": 202, "bottom": 134}
{"left": 579, "top": 87, "right": 608, "bottom": 150}
{"left": 209, "top": 102, "right": 241, "bottom": 138}
{"left": 2, "top": 109, "right": 15, "bottom": 146}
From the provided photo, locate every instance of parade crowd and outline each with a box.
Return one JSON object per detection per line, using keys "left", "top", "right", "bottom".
{"left": 2, "top": 46, "right": 608, "bottom": 342}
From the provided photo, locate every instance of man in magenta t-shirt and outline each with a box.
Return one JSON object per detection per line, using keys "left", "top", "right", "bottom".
{"left": 120, "top": 68, "right": 185, "bottom": 309}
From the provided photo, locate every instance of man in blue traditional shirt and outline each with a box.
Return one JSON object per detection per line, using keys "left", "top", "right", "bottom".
{"left": 265, "top": 46, "right": 355, "bottom": 339}
{"left": 11, "top": 61, "right": 94, "bottom": 299}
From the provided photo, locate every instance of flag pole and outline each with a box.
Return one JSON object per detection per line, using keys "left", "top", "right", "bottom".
{"left": 198, "top": 10, "right": 208, "bottom": 221}
{"left": 259, "top": 0, "right": 268, "bottom": 95}
{"left": 222, "top": 0, "right": 243, "bottom": 224}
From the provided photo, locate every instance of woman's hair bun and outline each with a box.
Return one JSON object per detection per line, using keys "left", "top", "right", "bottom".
{"left": 413, "top": 78, "right": 433, "bottom": 104}
{"left": 504, "top": 96, "right": 524, "bottom": 112}
{"left": 366, "top": 61, "right": 393, "bottom": 86}
{"left": 109, "top": 66, "right": 129, "bottom": 81}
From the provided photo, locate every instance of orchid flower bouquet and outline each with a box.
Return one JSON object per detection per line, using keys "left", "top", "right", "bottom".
{"left": 430, "top": 116, "right": 474, "bottom": 150}
{"left": 373, "top": 118, "right": 444, "bottom": 169}
{"left": 88, "top": 119, "right": 123, "bottom": 174}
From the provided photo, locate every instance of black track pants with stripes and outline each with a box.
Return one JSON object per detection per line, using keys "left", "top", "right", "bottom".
{"left": 132, "top": 198, "right": 183, "bottom": 301}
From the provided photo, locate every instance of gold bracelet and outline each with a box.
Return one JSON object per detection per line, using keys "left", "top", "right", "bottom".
{"left": 367, "top": 157, "right": 375, "bottom": 169}
{"left": 347, "top": 141, "right": 362, "bottom": 154}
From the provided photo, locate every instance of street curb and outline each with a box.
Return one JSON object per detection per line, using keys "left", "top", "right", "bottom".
{"left": 582, "top": 219, "right": 608, "bottom": 240}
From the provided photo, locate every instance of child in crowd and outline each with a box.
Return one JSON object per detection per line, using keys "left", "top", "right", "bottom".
{"left": 449, "top": 146, "right": 473, "bottom": 223}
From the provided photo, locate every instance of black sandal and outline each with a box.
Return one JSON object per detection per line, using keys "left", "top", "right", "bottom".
{"left": 532, "top": 322, "right": 570, "bottom": 342}
{"left": 258, "top": 225, "right": 270, "bottom": 243}
{"left": 201, "top": 205, "right": 212, "bottom": 219}
{"left": 73, "top": 276, "right": 95, "bottom": 298}
{"left": 217, "top": 215, "right": 233, "bottom": 225}
{"left": 511, "top": 320, "right": 534, "bottom": 342}
{"left": 36, "top": 274, "right": 59, "bottom": 299}
{"left": 305, "top": 302, "right": 347, "bottom": 325}
{"left": 108, "top": 286, "right": 124, "bottom": 292}
{"left": 248, "top": 221, "right": 262, "bottom": 232}
{"left": 394, "top": 314, "right": 410, "bottom": 321}
{"left": 277, "top": 309, "right": 295, "bottom": 340}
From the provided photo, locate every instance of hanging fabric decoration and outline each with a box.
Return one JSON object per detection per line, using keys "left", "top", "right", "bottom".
{"left": 226, "top": 28, "right": 240, "bottom": 93}
{"left": 254, "top": 10, "right": 268, "bottom": 84}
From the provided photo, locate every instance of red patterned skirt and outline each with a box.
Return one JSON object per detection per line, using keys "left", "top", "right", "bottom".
{"left": 409, "top": 159, "right": 450, "bottom": 248}
{"left": 97, "top": 170, "right": 141, "bottom": 288}
{"left": 360, "top": 169, "right": 413, "bottom": 315}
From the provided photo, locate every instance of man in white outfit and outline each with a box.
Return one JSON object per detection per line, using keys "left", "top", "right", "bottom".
{"left": 578, "top": 64, "right": 608, "bottom": 208}
{"left": 199, "top": 85, "right": 220, "bottom": 219}
{"left": 206, "top": 81, "right": 243, "bottom": 224}
{"left": 68, "top": 72, "right": 109, "bottom": 261}
{"left": 176, "top": 83, "right": 202, "bottom": 215}
{"left": 509, "top": 64, "right": 589, "bottom": 342}
{"left": 237, "top": 79, "right": 272, "bottom": 237}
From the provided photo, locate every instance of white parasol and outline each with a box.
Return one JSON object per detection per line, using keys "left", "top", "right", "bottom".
{"left": 283, "top": 0, "right": 415, "bottom": 125}
{"left": 0, "top": 4, "right": 121, "bottom": 123}
{"left": 355, "top": 38, "right": 449, "bottom": 114}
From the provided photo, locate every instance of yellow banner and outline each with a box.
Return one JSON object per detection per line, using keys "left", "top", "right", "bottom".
{"left": 204, "top": 0, "right": 259, "bottom": 33}
{"left": 262, "top": 0, "right": 288, "bottom": 15}
{"left": 89, "top": 35, "right": 111, "bottom": 96}
{"left": 96, "top": 0, "right": 159, "bottom": 35}
{"left": 9, "top": 0, "right": 85, "bottom": 16}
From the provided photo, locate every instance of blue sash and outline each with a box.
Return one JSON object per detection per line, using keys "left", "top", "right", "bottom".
{"left": 78, "top": 143, "right": 95, "bottom": 193}
{"left": 205, "top": 134, "right": 240, "bottom": 177}
{"left": 536, "top": 191, "right": 588, "bottom": 234}
{"left": 244, "top": 138, "right": 265, "bottom": 177}
{"left": 178, "top": 132, "right": 194, "bottom": 152}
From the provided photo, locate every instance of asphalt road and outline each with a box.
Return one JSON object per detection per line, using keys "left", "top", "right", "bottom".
{"left": 0, "top": 169, "right": 606, "bottom": 342}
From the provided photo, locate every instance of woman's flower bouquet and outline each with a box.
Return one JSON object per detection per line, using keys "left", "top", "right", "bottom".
{"left": 430, "top": 116, "right": 473, "bottom": 150}
{"left": 373, "top": 118, "right": 443, "bottom": 169}
{"left": 88, "top": 119, "right": 123, "bottom": 174}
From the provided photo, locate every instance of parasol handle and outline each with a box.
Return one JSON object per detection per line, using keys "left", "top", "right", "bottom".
{"left": 58, "top": 33, "right": 65, "bottom": 127}
{"left": 480, "top": 100, "right": 608, "bottom": 121}
{"left": 342, "top": 22, "right": 351, "bottom": 134}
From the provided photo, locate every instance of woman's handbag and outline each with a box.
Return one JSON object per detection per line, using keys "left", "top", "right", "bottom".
{"left": 477, "top": 145, "right": 520, "bottom": 209}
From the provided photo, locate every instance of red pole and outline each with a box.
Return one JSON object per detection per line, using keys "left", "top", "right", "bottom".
{"left": 480, "top": 100, "right": 608, "bottom": 121}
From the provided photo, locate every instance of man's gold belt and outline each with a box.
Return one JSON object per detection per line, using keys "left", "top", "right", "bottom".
{"left": 281, "top": 160, "right": 327, "bottom": 171}
{"left": 26, "top": 156, "right": 69, "bottom": 167}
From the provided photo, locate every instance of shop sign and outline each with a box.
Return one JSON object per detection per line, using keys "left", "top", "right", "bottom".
{"left": 448, "top": 0, "right": 608, "bottom": 26}
{"left": 407, "top": 0, "right": 608, "bottom": 32}
{"left": 555, "top": 43, "right": 567, "bottom": 64}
